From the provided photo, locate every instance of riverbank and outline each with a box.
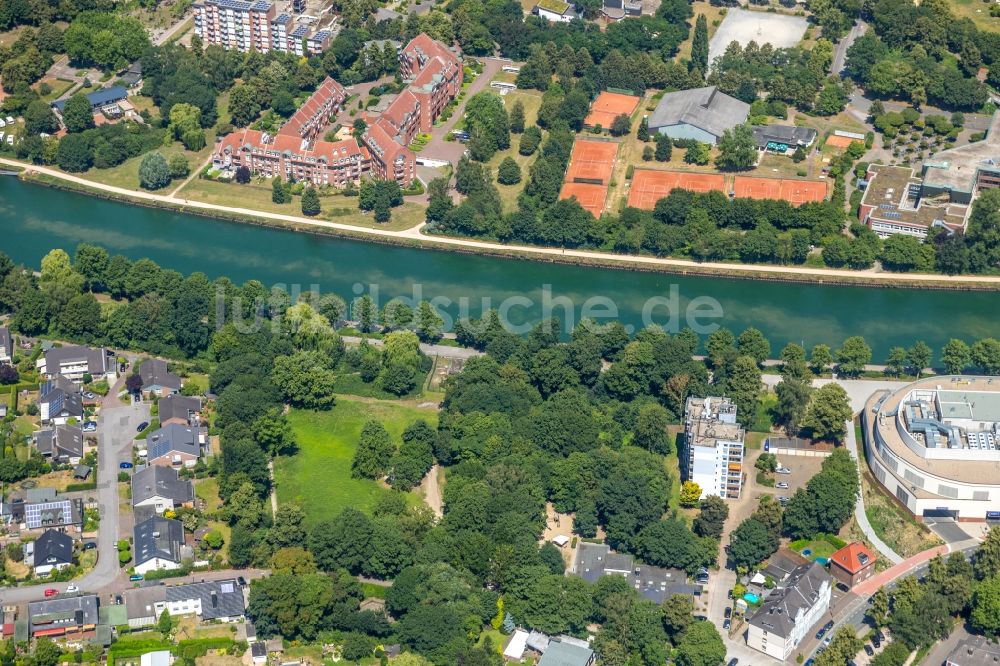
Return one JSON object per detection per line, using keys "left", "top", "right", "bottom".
{"left": 6, "top": 157, "right": 1000, "bottom": 290}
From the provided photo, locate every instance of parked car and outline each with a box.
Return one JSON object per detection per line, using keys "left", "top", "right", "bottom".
{"left": 83, "top": 391, "right": 96, "bottom": 400}
{"left": 776, "top": 467, "right": 791, "bottom": 474}
{"left": 5, "top": 116, "right": 13, "bottom": 124}
{"left": 723, "top": 619, "right": 731, "bottom": 630}
{"left": 237, "top": 576, "right": 247, "bottom": 586}
{"left": 724, "top": 607, "right": 732, "bottom": 619}
{"left": 823, "top": 634, "right": 832, "bottom": 646}
{"left": 823, "top": 621, "right": 834, "bottom": 632}
{"left": 44, "top": 588, "right": 58, "bottom": 597}
{"left": 872, "top": 636, "right": 881, "bottom": 649}
{"left": 83, "top": 542, "right": 97, "bottom": 550}
{"left": 778, "top": 496, "right": 791, "bottom": 504}
{"left": 119, "top": 461, "right": 133, "bottom": 469}
{"left": 129, "top": 574, "right": 144, "bottom": 581}
{"left": 775, "top": 482, "right": 789, "bottom": 489}
{"left": 83, "top": 422, "right": 97, "bottom": 432}
{"left": 875, "top": 630, "right": 886, "bottom": 643}
{"left": 727, "top": 659, "right": 738, "bottom": 666}
{"left": 136, "top": 421, "right": 149, "bottom": 432}
{"left": 864, "top": 645, "right": 874, "bottom": 656}
{"left": 65, "top": 585, "right": 79, "bottom": 593}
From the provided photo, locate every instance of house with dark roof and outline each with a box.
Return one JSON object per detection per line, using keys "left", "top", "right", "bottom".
{"left": 39, "top": 375, "right": 84, "bottom": 425}
{"left": 145, "top": 424, "right": 206, "bottom": 468}
{"left": 32, "top": 529, "right": 74, "bottom": 576}
{"left": 0, "top": 326, "right": 11, "bottom": 363}
{"left": 36, "top": 345, "right": 115, "bottom": 382}
{"left": 648, "top": 86, "right": 750, "bottom": 146}
{"left": 158, "top": 395, "right": 202, "bottom": 427}
{"left": 19, "top": 496, "right": 85, "bottom": 533}
{"left": 572, "top": 543, "right": 699, "bottom": 604}
{"left": 139, "top": 359, "right": 183, "bottom": 397}
{"left": 133, "top": 515, "right": 186, "bottom": 575}
{"left": 52, "top": 87, "right": 127, "bottom": 116}
{"left": 34, "top": 425, "right": 84, "bottom": 465}
{"left": 752, "top": 125, "right": 818, "bottom": 155}
{"left": 132, "top": 465, "right": 195, "bottom": 513}
{"left": 829, "top": 542, "right": 876, "bottom": 589}
{"left": 125, "top": 579, "right": 246, "bottom": 627}
{"left": 28, "top": 594, "right": 99, "bottom": 638}
{"left": 746, "top": 562, "right": 831, "bottom": 660}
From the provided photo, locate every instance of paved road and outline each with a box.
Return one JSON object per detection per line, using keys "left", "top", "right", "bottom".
{"left": 0, "top": 378, "right": 149, "bottom": 602}
{"left": 831, "top": 20, "right": 866, "bottom": 75}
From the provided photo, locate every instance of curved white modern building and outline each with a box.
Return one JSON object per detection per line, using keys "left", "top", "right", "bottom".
{"left": 863, "top": 376, "right": 1000, "bottom": 522}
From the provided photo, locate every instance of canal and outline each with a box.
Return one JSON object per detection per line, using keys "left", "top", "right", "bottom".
{"left": 1, "top": 177, "right": 996, "bottom": 358}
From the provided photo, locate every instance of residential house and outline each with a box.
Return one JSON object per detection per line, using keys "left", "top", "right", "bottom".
{"left": 52, "top": 87, "right": 128, "bottom": 116}
{"left": 746, "top": 562, "right": 832, "bottom": 661}
{"left": 39, "top": 375, "right": 84, "bottom": 425}
{"left": 139, "top": 359, "right": 182, "bottom": 397}
{"left": 0, "top": 326, "right": 11, "bottom": 362}
{"left": 28, "top": 595, "right": 99, "bottom": 638}
{"left": 125, "top": 579, "right": 246, "bottom": 627}
{"left": 141, "top": 652, "right": 172, "bottom": 666}
{"left": 34, "top": 425, "right": 84, "bottom": 465}
{"left": 397, "top": 34, "right": 462, "bottom": 132}
{"left": 828, "top": 542, "right": 876, "bottom": 589}
{"left": 145, "top": 424, "right": 206, "bottom": 468}
{"left": 32, "top": 529, "right": 74, "bottom": 576}
{"left": 278, "top": 77, "right": 347, "bottom": 141}
{"left": 37, "top": 345, "right": 115, "bottom": 382}
{"left": 648, "top": 86, "right": 750, "bottom": 146}
{"left": 601, "top": 0, "right": 641, "bottom": 21}
{"left": 946, "top": 635, "right": 1000, "bottom": 666}
{"left": 132, "top": 465, "right": 195, "bottom": 513}
{"left": 572, "top": 543, "right": 699, "bottom": 604}
{"left": 537, "top": 639, "right": 595, "bottom": 666}
{"left": 158, "top": 395, "right": 202, "bottom": 427}
{"left": 17, "top": 497, "right": 84, "bottom": 532}
{"left": 133, "top": 515, "right": 186, "bottom": 575}
{"left": 215, "top": 129, "right": 370, "bottom": 188}
{"left": 119, "top": 62, "right": 143, "bottom": 88}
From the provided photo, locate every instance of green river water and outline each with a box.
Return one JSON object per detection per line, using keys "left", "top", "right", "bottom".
{"left": 1, "top": 177, "right": 997, "bottom": 358}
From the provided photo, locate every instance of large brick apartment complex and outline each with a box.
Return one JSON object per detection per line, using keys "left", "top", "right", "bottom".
{"left": 213, "top": 34, "right": 461, "bottom": 187}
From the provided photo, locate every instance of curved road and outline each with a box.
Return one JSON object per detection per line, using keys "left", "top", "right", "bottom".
{"left": 4, "top": 158, "right": 1000, "bottom": 286}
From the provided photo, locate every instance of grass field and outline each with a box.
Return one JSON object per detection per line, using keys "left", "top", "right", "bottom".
{"left": 178, "top": 178, "right": 425, "bottom": 232}
{"left": 35, "top": 78, "right": 76, "bottom": 104}
{"left": 949, "top": 0, "right": 1000, "bottom": 32}
{"left": 488, "top": 89, "right": 545, "bottom": 212}
{"left": 274, "top": 397, "right": 438, "bottom": 526}
{"left": 81, "top": 140, "right": 214, "bottom": 190}
{"left": 676, "top": 1, "right": 729, "bottom": 62}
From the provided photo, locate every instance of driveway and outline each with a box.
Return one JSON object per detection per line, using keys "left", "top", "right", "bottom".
{"left": 925, "top": 519, "right": 976, "bottom": 545}
{"left": 420, "top": 57, "right": 505, "bottom": 165}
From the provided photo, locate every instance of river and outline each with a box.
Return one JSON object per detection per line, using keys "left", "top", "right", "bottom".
{"left": 1, "top": 177, "right": 996, "bottom": 358}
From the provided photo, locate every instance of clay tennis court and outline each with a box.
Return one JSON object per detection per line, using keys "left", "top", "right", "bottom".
{"left": 584, "top": 92, "right": 641, "bottom": 129}
{"left": 627, "top": 170, "right": 726, "bottom": 209}
{"left": 560, "top": 182, "right": 609, "bottom": 218}
{"left": 733, "top": 176, "right": 827, "bottom": 205}
{"left": 564, "top": 139, "right": 618, "bottom": 185}
{"left": 825, "top": 134, "right": 863, "bottom": 149}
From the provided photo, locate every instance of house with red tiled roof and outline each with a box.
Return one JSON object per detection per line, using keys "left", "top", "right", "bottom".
{"left": 362, "top": 121, "right": 416, "bottom": 185}
{"left": 277, "top": 76, "right": 346, "bottom": 141}
{"left": 828, "top": 542, "right": 876, "bottom": 589}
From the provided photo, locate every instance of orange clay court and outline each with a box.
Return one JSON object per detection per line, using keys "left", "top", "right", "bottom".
{"left": 733, "top": 176, "right": 828, "bottom": 205}
{"left": 559, "top": 182, "right": 609, "bottom": 218}
{"left": 825, "top": 134, "right": 863, "bottom": 149}
{"left": 564, "top": 139, "right": 619, "bottom": 185}
{"left": 584, "top": 92, "right": 641, "bottom": 129}
{"left": 627, "top": 170, "right": 726, "bottom": 209}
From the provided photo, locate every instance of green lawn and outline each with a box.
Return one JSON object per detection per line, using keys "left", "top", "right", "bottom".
{"left": 274, "top": 398, "right": 438, "bottom": 526}
{"left": 790, "top": 538, "right": 838, "bottom": 562}
{"left": 80, "top": 139, "right": 213, "bottom": 190}
{"left": 488, "top": 90, "right": 544, "bottom": 212}
{"left": 949, "top": 0, "right": 1000, "bottom": 32}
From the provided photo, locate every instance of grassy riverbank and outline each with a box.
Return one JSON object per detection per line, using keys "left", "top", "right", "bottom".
{"left": 11, "top": 168, "right": 1000, "bottom": 291}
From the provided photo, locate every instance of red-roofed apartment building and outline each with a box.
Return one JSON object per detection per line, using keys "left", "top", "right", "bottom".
{"left": 359, "top": 34, "right": 462, "bottom": 186}
{"left": 213, "top": 76, "right": 366, "bottom": 187}
{"left": 829, "top": 542, "right": 876, "bottom": 589}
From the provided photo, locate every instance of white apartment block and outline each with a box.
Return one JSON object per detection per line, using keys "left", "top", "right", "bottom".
{"left": 193, "top": 0, "right": 275, "bottom": 52}
{"left": 684, "top": 396, "right": 745, "bottom": 500}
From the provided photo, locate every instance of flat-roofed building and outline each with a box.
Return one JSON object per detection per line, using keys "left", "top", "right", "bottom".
{"left": 859, "top": 164, "right": 969, "bottom": 239}
{"left": 193, "top": 0, "right": 276, "bottom": 52}
{"left": 684, "top": 396, "right": 746, "bottom": 500}
{"left": 946, "top": 635, "right": 1000, "bottom": 666}
{"left": 865, "top": 376, "right": 1000, "bottom": 522}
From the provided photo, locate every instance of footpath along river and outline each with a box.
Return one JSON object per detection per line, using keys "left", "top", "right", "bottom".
{"left": 1, "top": 177, "right": 997, "bottom": 358}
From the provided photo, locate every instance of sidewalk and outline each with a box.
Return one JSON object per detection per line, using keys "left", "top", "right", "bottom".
{"left": 845, "top": 420, "right": 904, "bottom": 565}
{"left": 853, "top": 545, "right": 949, "bottom": 598}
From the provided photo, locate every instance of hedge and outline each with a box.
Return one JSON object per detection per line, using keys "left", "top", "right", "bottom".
{"left": 66, "top": 481, "right": 97, "bottom": 492}
{"left": 108, "top": 639, "right": 173, "bottom": 660}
